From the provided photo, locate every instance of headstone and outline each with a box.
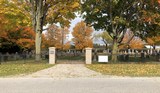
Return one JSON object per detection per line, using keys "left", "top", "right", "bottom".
{"left": 14, "top": 52, "right": 18, "bottom": 60}
{"left": 147, "top": 50, "right": 150, "bottom": 55}
{"left": 141, "top": 50, "right": 144, "bottom": 58}
{"left": 128, "top": 49, "right": 131, "bottom": 55}
{"left": 150, "top": 49, "right": 153, "bottom": 55}
{"left": 131, "top": 49, "right": 135, "bottom": 55}
{"left": 144, "top": 51, "right": 147, "bottom": 58}
{"left": 125, "top": 50, "right": 129, "bottom": 61}
{"left": 6, "top": 52, "right": 9, "bottom": 61}
{"left": 107, "top": 49, "right": 110, "bottom": 54}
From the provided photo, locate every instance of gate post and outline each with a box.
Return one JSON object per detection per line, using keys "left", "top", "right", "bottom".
{"left": 85, "top": 48, "right": 92, "bottom": 64}
{"left": 49, "top": 47, "right": 56, "bottom": 64}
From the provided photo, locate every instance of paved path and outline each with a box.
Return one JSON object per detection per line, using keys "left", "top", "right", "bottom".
{"left": 24, "top": 64, "right": 104, "bottom": 78}
{"left": 0, "top": 78, "right": 160, "bottom": 93}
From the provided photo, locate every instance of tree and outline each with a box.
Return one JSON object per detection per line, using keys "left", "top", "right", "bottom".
{"left": 81, "top": 0, "right": 160, "bottom": 62}
{"left": 28, "top": 0, "right": 80, "bottom": 61}
{"left": 146, "top": 36, "right": 160, "bottom": 49}
{"left": 44, "top": 24, "right": 70, "bottom": 50}
{"left": 59, "top": 27, "right": 70, "bottom": 50}
{"left": 138, "top": 1, "right": 160, "bottom": 39}
{"left": 0, "top": 0, "right": 33, "bottom": 53}
{"left": 72, "top": 21, "right": 93, "bottom": 50}
{"left": 0, "top": 0, "right": 31, "bottom": 29}
{"left": 120, "top": 31, "right": 144, "bottom": 49}
{"left": 95, "top": 31, "right": 113, "bottom": 49}
{"left": 0, "top": 26, "right": 35, "bottom": 53}
{"left": 16, "top": 27, "right": 35, "bottom": 50}
{"left": 139, "top": 0, "right": 160, "bottom": 49}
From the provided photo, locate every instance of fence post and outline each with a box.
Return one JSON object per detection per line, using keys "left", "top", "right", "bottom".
{"left": 49, "top": 47, "right": 56, "bottom": 64}
{"left": 85, "top": 48, "right": 92, "bottom": 64}
{"left": 93, "top": 49, "right": 97, "bottom": 62}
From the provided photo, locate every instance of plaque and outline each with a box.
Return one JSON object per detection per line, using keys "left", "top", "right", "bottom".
{"left": 98, "top": 55, "right": 108, "bottom": 62}
{"left": 50, "top": 51, "right": 54, "bottom": 54}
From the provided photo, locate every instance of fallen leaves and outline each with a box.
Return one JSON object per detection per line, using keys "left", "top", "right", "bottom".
{"left": 0, "top": 61, "right": 53, "bottom": 77}
{"left": 86, "top": 63, "right": 160, "bottom": 77}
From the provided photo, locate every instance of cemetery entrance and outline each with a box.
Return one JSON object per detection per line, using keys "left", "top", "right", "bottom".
{"left": 56, "top": 49, "right": 85, "bottom": 64}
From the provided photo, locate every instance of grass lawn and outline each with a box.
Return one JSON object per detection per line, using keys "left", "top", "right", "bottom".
{"left": 86, "top": 63, "right": 160, "bottom": 77}
{"left": 0, "top": 60, "right": 54, "bottom": 77}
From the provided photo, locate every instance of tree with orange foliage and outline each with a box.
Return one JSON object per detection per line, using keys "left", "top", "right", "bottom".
{"left": 0, "top": 0, "right": 33, "bottom": 53}
{"left": 0, "top": 26, "right": 35, "bottom": 53}
{"left": 72, "top": 21, "right": 93, "bottom": 50}
{"left": 120, "top": 31, "right": 144, "bottom": 49}
{"left": 16, "top": 27, "right": 35, "bottom": 50}
{"left": 146, "top": 36, "right": 160, "bottom": 49}
{"left": 44, "top": 24, "right": 70, "bottom": 50}
{"left": 0, "top": 15, "right": 5, "bottom": 48}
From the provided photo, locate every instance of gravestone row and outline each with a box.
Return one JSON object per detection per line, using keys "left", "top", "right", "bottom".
{"left": 92, "top": 49, "right": 160, "bottom": 62}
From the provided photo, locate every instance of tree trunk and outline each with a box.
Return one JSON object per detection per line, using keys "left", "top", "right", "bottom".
{"left": 111, "top": 39, "right": 118, "bottom": 63}
{"left": 35, "top": 30, "right": 42, "bottom": 62}
{"left": 105, "top": 43, "right": 108, "bottom": 49}
{"left": 35, "top": 0, "right": 43, "bottom": 62}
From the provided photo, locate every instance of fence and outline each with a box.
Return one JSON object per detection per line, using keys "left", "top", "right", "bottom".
{"left": 0, "top": 52, "right": 49, "bottom": 64}
{"left": 1, "top": 48, "right": 160, "bottom": 64}
{"left": 92, "top": 49, "right": 160, "bottom": 63}
{"left": 56, "top": 49, "right": 85, "bottom": 61}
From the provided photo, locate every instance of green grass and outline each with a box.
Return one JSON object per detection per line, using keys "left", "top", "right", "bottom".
{"left": 0, "top": 60, "right": 54, "bottom": 77}
{"left": 86, "top": 63, "right": 160, "bottom": 77}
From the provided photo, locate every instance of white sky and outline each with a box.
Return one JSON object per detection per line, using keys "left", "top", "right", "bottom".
{"left": 68, "top": 16, "right": 82, "bottom": 40}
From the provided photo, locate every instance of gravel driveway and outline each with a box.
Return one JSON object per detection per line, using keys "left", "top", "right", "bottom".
{"left": 24, "top": 64, "right": 103, "bottom": 78}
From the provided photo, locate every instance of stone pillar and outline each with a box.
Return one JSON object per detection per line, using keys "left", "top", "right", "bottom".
{"left": 49, "top": 47, "right": 56, "bottom": 64}
{"left": 85, "top": 48, "right": 92, "bottom": 64}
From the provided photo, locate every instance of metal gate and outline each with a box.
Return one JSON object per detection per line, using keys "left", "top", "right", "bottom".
{"left": 56, "top": 49, "right": 85, "bottom": 64}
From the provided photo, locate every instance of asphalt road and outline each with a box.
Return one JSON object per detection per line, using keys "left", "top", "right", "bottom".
{"left": 0, "top": 77, "right": 160, "bottom": 93}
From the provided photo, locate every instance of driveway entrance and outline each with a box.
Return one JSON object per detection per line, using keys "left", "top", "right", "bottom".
{"left": 49, "top": 47, "right": 92, "bottom": 64}
{"left": 56, "top": 49, "right": 85, "bottom": 64}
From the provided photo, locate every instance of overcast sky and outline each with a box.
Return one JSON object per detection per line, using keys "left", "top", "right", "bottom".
{"left": 68, "top": 16, "right": 82, "bottom": 40}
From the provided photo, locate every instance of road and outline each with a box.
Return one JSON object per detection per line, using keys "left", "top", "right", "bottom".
{"left": 0, "top": 77, "right": 160, "bottom": 93}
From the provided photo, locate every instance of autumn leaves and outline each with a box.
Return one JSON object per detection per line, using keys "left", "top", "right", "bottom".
{"left": 43, "top": 24, "right": 70, "bottom": 50}
{"left": 0, "top": 0, "right": 33, "bottom": 52}
{"left": 42, "top": 21, "right": 93, "bottom": 50}
{"left": 72, "top": 21, "right": 93, "bottom": 50}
